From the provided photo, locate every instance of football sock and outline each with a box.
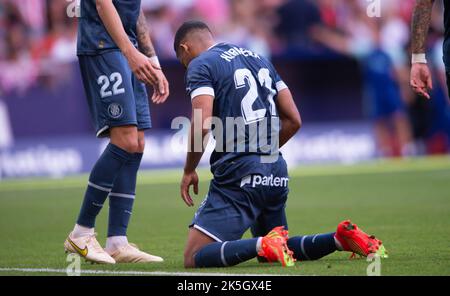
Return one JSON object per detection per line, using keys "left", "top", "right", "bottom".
{"left": 72, "top": 224, "right": 94, "bottom": 238}
{"left": 105, "top": 236, "right": 129, "bottom": 253}
{"left": 194, "top": 238, "right": 260, "bottom": 267}
{"left": 76, "top": 143, "right": 133, "bottom": 228}
{"left": 107, "top": 153, "right": 143, "bottom": 237}
{"left": 287, "top": 233, "right": 338, "bottom": 260}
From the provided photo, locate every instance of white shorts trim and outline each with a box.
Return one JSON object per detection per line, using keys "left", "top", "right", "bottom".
{"left": 193, "top": 224, "right": 223, "bottom": 242}
{"left": 96, "top": 125, "right": 110, "bottom": 138}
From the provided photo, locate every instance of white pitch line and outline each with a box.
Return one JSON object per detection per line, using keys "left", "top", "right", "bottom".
{"left": 0, "top": 267, "right": 289, "bottom": 276}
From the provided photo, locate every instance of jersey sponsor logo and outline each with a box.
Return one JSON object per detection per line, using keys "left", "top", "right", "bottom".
{"left": 108, "top": 103, "right": 123, "bottom": 119}
{"left": 220, "top": 47, "right": 261, "bottom": 62}
{"left": 240, "top": 174, "right": 289, "bottom": 188}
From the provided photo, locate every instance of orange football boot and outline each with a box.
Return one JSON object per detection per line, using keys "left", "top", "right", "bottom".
{"left": 258, "top": 226, "right": 296, "bottom": 267}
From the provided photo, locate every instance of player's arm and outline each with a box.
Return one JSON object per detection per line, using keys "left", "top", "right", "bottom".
{"left": 276, "top": 88, "right": 302, "bottom": 148}
{"left": 180, "top": 95, "right": 214, "bottom": 207}
{"left": 136, "top": 8, "right": 169, "bottom": 104}
{"left": 95, "top": 0, "right": 165, "bottom": 95}
{"left": 410, "top": 0, "right": 435, "bottom": 99}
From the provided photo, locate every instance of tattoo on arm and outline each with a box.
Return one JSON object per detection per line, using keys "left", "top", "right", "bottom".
{"left": 136, "top": 9, "right": 156, "bottom": 57}
{"left": 411, "top": 0, "right": 435, "bottom": 54}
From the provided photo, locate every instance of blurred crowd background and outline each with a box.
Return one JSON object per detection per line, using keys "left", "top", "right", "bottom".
{"left": 0, "top": 0, "right": 449, "bottom": 179}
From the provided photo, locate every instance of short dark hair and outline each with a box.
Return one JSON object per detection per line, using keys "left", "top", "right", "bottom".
{"left": 173, "top": 20, "right": 211, "bottom": 54}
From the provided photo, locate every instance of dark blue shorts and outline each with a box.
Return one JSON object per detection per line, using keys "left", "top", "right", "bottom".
{"left": 78, "top": 51, "right": 151, "bottom": 138}
{"left": 190, "top": 155, "right": 290, "bottom": 242}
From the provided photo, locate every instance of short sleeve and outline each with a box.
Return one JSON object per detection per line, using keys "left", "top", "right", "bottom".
{"left": 266, "top": 59, "right": 288, "bottom": 92}
{"left": 185, "top": 59, "right": 215, "bottom": 101}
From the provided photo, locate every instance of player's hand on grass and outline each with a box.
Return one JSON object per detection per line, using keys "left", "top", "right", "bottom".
{"left": 410, "top": 63, "right": 433, "bottom": 99}
{"left": 180, "top": 170, "right": 199, "bottom": 207}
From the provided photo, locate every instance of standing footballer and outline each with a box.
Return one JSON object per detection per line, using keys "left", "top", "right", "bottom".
{"left": 64, "top": 0, "right": 169, "bottom": 264}
{"left": 411, "top": 0, "right": 449, "bottom": 98}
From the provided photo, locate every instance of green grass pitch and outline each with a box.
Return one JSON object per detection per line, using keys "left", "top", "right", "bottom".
{"left": 0, "top": 156, "right": 449, "bottom": 276}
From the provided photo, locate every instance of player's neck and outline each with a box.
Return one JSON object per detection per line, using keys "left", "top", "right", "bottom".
{"left": 200, "top": 39, "right": 216, "bottom": 53}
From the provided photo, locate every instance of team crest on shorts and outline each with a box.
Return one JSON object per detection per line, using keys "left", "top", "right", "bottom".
{"left": 108, "top": 103, "right": 123, "bottom": 119}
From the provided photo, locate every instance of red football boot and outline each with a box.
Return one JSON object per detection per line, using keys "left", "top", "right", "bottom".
{"left": 335, "top": 220, "right": 388, "bottom": 258}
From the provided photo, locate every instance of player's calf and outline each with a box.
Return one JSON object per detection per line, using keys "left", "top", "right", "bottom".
{"left": 287, "top": 232, "right": 339, "bottom": 261}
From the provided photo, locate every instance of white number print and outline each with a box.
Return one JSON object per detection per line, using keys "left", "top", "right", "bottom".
{"left": 97, "top": 72, "right": 125, "bottom": 98}
{"left": 98, "top": 75, "right": 112, "bottom": 98}
{"left": 234, "top": 68, "right": 277, "bottom": 124}
{"left": 258, "top": 68, "right": 277, "bottom": 116}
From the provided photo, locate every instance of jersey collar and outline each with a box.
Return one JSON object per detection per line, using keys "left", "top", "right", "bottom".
{"left": 207, "top": 43, "right": 220, "bottom": 51}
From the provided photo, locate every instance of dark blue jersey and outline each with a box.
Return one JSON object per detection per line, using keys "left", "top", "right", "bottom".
{"left": 185, "top": 43, "right": 288, "bottom": 168}
{"left": 77, "top": 0, "right": 140, "bottom": 55}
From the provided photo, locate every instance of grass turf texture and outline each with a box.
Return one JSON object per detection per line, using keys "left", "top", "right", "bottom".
{"left": 0, "top": 156, "right": 449, "bottom": 276}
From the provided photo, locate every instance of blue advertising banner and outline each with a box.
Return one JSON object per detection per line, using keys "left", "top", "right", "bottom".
{"left": 0, "top": 123, "right": 376, "bottom": 180}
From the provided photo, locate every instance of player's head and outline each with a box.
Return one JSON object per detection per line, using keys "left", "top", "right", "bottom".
{"left": 174, "top": 21, "right": 214, "bottom": 68}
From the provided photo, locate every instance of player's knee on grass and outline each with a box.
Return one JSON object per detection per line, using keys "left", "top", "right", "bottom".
{"left": 183, "top": 248, "right": 196, "bottom": 268}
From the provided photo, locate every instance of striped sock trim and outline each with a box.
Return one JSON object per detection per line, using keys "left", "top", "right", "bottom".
{"left": 220, "top": 242, "right": 229, "bottom": 267}
{"left": 300, "top": 236, "right": 311, "bottom": 260}
{"left": 109, "top": 192, "right": 135, "bottom": 199}
{"left": 88, "top": 181, "right": 112, "bottom": 193}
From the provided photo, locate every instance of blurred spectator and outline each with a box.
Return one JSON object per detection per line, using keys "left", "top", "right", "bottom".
{"left": 274, "top": 0, "right": 323, "bottom": 55}
{"left": 192, "top": 0, "right": 229, "bottom": 30}
{"left": 0, "top": 0, "right": 445, "bottom": 73}
{"left": 218, "top": 0, "right": 270, "bottom": 58}
{"left": 0, "top": 0, "right": 447, "bottom": 156}
{"left": 0, "top": 22, "right": 38, "bottom": 95}
{"left": 144, "top": 4, "right": 179, "bottom": 59}
{"left": 311, "top": 4, "right": 415, "bottom": 157}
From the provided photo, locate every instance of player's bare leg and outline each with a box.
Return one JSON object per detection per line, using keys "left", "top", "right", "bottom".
{"left": 110, "top": 125, "right": 141, "bottom": 153}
